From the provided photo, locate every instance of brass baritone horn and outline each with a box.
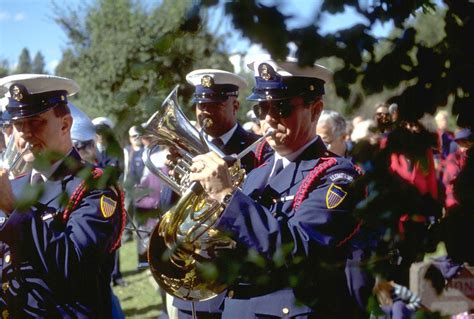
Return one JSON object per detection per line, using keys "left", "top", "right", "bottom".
{"left": 143, "top": 86, "right": 246, "bottom": 301}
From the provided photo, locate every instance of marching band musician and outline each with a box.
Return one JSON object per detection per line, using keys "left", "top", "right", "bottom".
{"left": 0, "top": 74, "right": 125, "bottom": 318}
{"left": 172, "top": 69, "right": 272, "bottom": 319}
{"left": 188, "top": 59, "right": 364, "bottom": 318}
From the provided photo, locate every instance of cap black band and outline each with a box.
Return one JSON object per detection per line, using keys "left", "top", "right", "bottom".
{"left": 7, "top": 86, "right": 68, "bottom": 120}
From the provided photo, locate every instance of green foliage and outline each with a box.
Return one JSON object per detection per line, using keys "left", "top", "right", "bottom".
{"left": 15, "top": 48, "right": 32, "bottom": 74}
{"left": 54, "top": 0, "right": 233, "bottom": 141}
{"left": 0, "top": 59, "right": 10, "bottom": 77}
{"left": 32, "top": 52, "right": 46, "bottom": 74}
{"left": 220, "top": 1, "right": 474, "bottom": 129}
{"left": 114, "top": 239, "right": 163, "bottom": 318}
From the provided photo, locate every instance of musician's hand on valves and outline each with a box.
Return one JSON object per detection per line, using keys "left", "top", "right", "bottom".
{"left": 189, "top": 152, "right": 233, "bottom": 202}
{"left": 165, "top": 147, "right": 182, "bottom": 180}
{"left": 0, "top": 168, "right": 15, "bottom": 214}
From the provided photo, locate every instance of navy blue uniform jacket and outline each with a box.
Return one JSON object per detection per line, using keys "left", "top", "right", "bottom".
{"left": 213, "top": 138, "right": 361, "bottom": 318}
{"left": 0, "top": 149, "right": 124, "bottom": 318}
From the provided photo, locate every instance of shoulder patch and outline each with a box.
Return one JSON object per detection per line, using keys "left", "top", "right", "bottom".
{"left": 328, "top": 172, "right": 354, "bottom": 182}
{"left": 100, "top": 195, "right": 117, "bottom": 218}
{"left": 326, "top": 183, "right": 347, "bottom": 209}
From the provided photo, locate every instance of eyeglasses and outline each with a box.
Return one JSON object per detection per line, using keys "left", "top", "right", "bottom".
{"left": 253, "top": 100, "right": 294, "bottom": 120}
{"left": 375, "top": 112, "right": 390, "bottom": 117}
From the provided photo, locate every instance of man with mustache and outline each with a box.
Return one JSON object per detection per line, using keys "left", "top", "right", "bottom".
{"left": 189, "top": 59, "right": 364, "bottom": 318}
{"left": 0, "top": 74, "right": 125, "bottom": 318}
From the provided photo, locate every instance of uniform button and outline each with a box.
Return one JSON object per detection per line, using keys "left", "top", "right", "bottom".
{"left": 282, "top": 307, "right": 289, "bottom": 315}
{"left": 227, "top": 290, "right": 234, "bottom": 298}
{"left": 4, "top": 255, "right": 10, "bottom": 263}
{"left": 1, "top": 309, "right": 8, "bottom": 318}
{"left": 2, "top": 283, "right": 9, "bottom": 292}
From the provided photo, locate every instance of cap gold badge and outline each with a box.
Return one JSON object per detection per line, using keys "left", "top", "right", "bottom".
{"left": 260, "top": 64, "right": 271, "bottom": 81}
{"left": 12, "top": 85, "right": 23, "bottom": 101}
{"left": 100, "top": 195, "right": 117, "bottom": 218}
{"left": 201, "top": 75, "right": 214, "bottom": 88}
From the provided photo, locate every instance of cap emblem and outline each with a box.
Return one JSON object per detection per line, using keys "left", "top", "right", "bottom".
{"left": 259, "top": 63, "right": 275, "bottom": 81}
{"left": 201, "top": 75, "right": 214, "bottom": 88}
{"left": 11, "top": 85, "right": 24, "bottom": 101}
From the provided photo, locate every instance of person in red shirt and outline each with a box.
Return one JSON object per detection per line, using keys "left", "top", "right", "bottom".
{"left": 442, "top": 128, "right": 474, "bottom": 212}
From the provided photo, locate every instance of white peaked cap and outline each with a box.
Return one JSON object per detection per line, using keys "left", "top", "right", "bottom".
{"left": 247, "top": 57, "right": 333, "bottom": 83}
{"left": 92, "top": 116, "right": 114, "bottom": 129}
{"left": 186, "top": 69, "right": 247, "bottom": 89}
{"left": 0, "top": 74, "right": 79, "bottom": 96}
{"left": 69, "top": 103, "right": 96, "bottom": 142}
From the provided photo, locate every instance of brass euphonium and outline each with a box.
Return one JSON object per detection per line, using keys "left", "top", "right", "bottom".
{"left": 143, "top": 86, "right": 246, "bottom": 301}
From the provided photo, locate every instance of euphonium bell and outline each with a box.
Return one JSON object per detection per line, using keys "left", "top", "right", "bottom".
{"left": 143, "top": 86, "right": 246, "bottom": 301}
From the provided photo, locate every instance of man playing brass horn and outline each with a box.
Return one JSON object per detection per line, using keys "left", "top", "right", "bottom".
{"left": 171, "top": 69, "right": 271, "bottom": 318}
{"left": 0, "top": 74, "right": 125, "bottom": 318}
{"left": 189, "top": 59, "right": 363, "bottom": 318}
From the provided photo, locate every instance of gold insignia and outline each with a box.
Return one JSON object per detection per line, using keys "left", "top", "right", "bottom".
{"left": 100, "top": 195, "right": 117, "bottom": 218}
{"left": 2, "top": 283, "right": 9, "bottom": 293}
{"left": 1, "top": 309, "right": 8, "bottom": 319}
{"left": 326, "top": 183, "right": 347, "bottom": 209}
{"left": 260, "top": 64, "right": 271, "bottom": 81}
{"left": 4, "top": 254, "right": 10, "bottom": 263}
{"left": 12, "top": 85, "right": 23, "bottom": 101}
{"left": 309, "top": 85, "right": 315, "bottom": 91}
{"left": 201, "top": 75, "right": 213, "bottom": 88}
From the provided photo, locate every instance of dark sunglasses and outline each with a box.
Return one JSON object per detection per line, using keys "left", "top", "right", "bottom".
{"left": 375, "top": 112, "right": 390, "bottom": 117}
{"left": 253, "top": 100, "right": 294, "bottom": 120}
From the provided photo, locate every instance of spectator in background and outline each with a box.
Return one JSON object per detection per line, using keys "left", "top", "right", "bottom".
{"left": 316, "top": 110, "right": 349, "bottom": 157}
{"left": 0, "top": 97, "right": 13, "bottom": 154}
{"left": 92, "top": 116, "right": 127, "bottom": 287}
{"left": 70, "top": 104, "right": 97, "bottom": 164}
{"left": 373, "top": 102, "right": 392, "bottom": 135}
{"left": 124, "top": 125, "right": 146, "bottom": 189}
{"left": 69, "top": 103, "right": 125, "bottom": 318}
{"left": 92, "top": 117, "right": 124, "bottom": 175}
{"left": 134, "top": 132, "right": 165, "bottom": 270}
{"left": 442, "top": 128, "right": 474, "bottom": 212}
{"left": 351, "top": 119, "right": 377, "bottom": 144}
{"left": 352, "top": 115, "right": 364, "bottom": 128}
{"left": 434, "top": 110, "right": 455, "bottom": 160}
{"left": 122, "top": 125, "right": 146, "bottom": 243}
{"left": 389, "top": 103, "right": 399, "bottom": 122}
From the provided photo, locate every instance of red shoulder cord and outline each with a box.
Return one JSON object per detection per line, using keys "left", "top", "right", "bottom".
{"left": 62, "top": 167, "right": 126, "bottom": 252}
{"left": 291, "top": 157, "right": 363, "bottom": 248}
{"left": 292, "top": 158, "right": 338, "bottom": 211}
{"left": 254, "top": 139, "right": 268, "bottom": 167}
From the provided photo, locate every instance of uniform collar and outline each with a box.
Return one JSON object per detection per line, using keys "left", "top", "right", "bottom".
{"left": 31, "top": 147, "right": 74, "bottom": 182}
{"left": 250, "top": 137, "right": 330, "bottom": 194}
{"left": 205, "top": 123, "right": 238, "bottom": 146}
{"left": 274, "top": 135, "right": 320, "bottom": 170}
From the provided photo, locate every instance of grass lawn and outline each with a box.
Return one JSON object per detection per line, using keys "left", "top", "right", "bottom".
{"left": 113, "top": 238, "right": 164, "bottom": 318}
